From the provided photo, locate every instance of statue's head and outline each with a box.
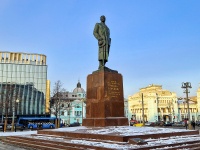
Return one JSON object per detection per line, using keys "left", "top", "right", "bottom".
{"left": 100, "top": 15, "right": 106, "bottom": 23}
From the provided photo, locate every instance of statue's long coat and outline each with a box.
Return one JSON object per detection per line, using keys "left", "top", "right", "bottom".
{"left": 93, "top": 22, "right": 111, "bottom": 62}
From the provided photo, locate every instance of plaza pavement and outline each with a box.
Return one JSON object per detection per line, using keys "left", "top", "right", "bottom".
{"left": 0, "top": 141, "right": 29, "bottom": 150}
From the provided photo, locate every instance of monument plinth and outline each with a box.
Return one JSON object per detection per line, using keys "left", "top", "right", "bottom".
{"left": 82, "top": 69, "right": 128, "bottom": 127}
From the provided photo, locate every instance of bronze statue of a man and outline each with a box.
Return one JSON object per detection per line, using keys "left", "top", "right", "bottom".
{"left": 93, "top": 15, "right": 111, "bottom": 69}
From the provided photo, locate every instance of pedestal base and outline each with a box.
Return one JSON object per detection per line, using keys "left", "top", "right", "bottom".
{"left": 83, "top": 69, "right": 128, "bottom": 127}
{"left": 83, "top": 117, "right": 128, "bottom": 127}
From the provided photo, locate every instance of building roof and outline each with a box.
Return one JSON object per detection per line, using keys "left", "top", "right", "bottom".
{"left": 73, "top": 81, "right": 85, "bottom": 93}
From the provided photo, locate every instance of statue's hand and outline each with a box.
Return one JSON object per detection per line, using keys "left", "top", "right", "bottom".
{"left": 98, "top": 38, "right": 103, "bottom": 41}
{"left": 98, "top": 38, "right": 105, "bottom": 47}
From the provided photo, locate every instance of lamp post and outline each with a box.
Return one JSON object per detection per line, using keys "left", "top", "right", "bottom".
{"left": 183, "top": 101, "right": 186, "bottom": 118}
{"left": 16, "top": 99, "right": 19, "bottom": 117}
{"left": 181, "top": 82, "right": 192, "bottom": 121}
{"left": 139, "top": 93, "right": 145, "bottom": 125}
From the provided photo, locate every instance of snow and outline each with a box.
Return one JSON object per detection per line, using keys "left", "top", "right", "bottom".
{"left": 0, "top": 126, "right": 198, "bottom": 149}
{"left": 46, "top": 126, "right": 191, "bottom": 136}
{"left": 0, "top": 126, "right": 191, "bottom": 137}
{"left": 0, "top": 130, "right": 37, "bottom": 136}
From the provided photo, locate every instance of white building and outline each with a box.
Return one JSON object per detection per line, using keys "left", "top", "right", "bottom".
{"left": 51, "top": 81, "right": 86, "bottom": 125}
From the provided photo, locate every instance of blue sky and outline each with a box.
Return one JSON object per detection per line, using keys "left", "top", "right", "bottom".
{"left": 0, "top": 0, "right": 200, "bottom": 98}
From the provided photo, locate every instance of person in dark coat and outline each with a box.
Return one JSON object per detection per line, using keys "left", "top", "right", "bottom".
{"left": 191, "top": 120, "right": 196, "bottom": 130}
{"left": 184, "top": 119, "right": 188, "bottom": 130}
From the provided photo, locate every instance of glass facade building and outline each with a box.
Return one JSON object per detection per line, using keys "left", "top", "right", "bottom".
{"left": 0, "top": 51, "right": 48, "bottom": 119}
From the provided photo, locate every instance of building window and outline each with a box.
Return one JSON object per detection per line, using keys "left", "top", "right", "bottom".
{"left": 75, "top": 105, "right": 80, "bottom": 108}
{"left": 61, "top": 111, "right": 64, "bottom": 115}
{"left": 75, "top": 111, "right": 81, "bottom": 116}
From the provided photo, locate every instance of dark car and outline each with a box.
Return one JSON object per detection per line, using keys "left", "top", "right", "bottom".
{"left": 14, "top": 123, "right": 25, "bottom": 131}
{"left": 68, "top": 122, "right": 80, "bottom": 127}
{"left": 196, "top": 121, "right": 200, "bottom": 126}
{"left": 172, "top": 122, "right": 185, "bottom": 127}
{"left": 155, "top": 121, "right": 165, "bottom": 126}
{"left": 164, "top": 122, "right": 173, "bottom": 126}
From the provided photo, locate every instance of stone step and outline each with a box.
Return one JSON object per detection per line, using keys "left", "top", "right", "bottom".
{"left": 3, "top": 137, "right": 85, "bottom": 150}
{"left": 2, "top": 139, "right": 64, "bottom": 150}
{"left": 38, "top": 129, "right": 199, "bottom": 142}
{"left": 168, "top": 142, "right": 200, "bottom": 150}
{"left": 3, "top": 131, "right": 200, "bottom": 150}
{"left": 32, "top": 134, "right": 128, "bottom": 146}
{"left": 190, "top": 146, "right": 200, "bottom": 150}
{"left": 4, "top": 136, "right": 112, "bottom": 150}
{"left": 131, "top": 139, "right": 200, "bottom": 150}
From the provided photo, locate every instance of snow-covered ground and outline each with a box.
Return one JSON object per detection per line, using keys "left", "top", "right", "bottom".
{"left": 0, "top": 126, "right": 192, "bottom": 137}
{"left": 0, "top": 126, "right": 198, "bottom": 149}
{"left": 0, "top": 130, "right": 37, "bottom": 137}
{"left": 50, "top": 126, "right": 192, "bottom": 136}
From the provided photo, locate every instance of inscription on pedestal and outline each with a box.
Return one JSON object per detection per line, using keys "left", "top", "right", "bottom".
{"left": 107, "top": 80, "right": 121, "bottom": 98}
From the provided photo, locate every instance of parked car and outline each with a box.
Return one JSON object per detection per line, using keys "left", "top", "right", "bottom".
{"left": 164, "top": 122, "right": 173, "bottom": 126}
{"left": 0, "top": 123, "right": 13, "bottom": 130}
{"left": 172, "top": 122, "right": 185, "bottom": 127}
{"left": 155, "top": 121, "right": 165, "bottom": 126}
{"left": 130, "top": 120, "right": 138, "bottom": 126}
{"left": 196, "top": 121, "right": 200, "bottom": 126}
{"left": 145, "top": 122, "right": 156, "bottom": 126}
{"left": 68, "top": 122, "right": 80, "bottom": 127}
{"left": 7, "top": 124, "right": 12, "bottom": 130}
{"left": 0, "top": 123, "right": 3, "bottom": 129}
{"left": 14, "top": 123, "right": 25, "bottom": 131}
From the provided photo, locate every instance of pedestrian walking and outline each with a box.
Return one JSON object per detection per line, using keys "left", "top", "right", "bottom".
{"left": 184, "top": 119, "right": 188, "bottom": 130}
{"left": 191, "top": 120, "right": 195, "bottom": 130}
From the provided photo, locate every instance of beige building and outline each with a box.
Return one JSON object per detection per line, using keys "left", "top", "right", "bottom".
{"left": 128, "top": 84, "right": 200, "bottom": 123}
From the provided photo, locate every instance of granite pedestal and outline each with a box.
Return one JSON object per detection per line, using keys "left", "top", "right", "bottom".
{"left": 83, "top": 69, "right": 128, "bottom": 127}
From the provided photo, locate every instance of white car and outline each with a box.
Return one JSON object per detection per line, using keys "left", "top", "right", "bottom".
{"left": 7, "top": 124, "right": 12, "bottom": 129}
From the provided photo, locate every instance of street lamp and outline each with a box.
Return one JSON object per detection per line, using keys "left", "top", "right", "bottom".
{"left": 181, "top": 82, "right": 192, "bottom": 121}
{"left": 138, "top": 93, "right": 145, "bottom": 125}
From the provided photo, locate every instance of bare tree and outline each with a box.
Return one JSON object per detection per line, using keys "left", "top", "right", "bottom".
{"left": 0, "top": 83, "right": 18, "bottom": 132}
{"left": 51, "top": 80, "right": 65, "bottom": 128}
